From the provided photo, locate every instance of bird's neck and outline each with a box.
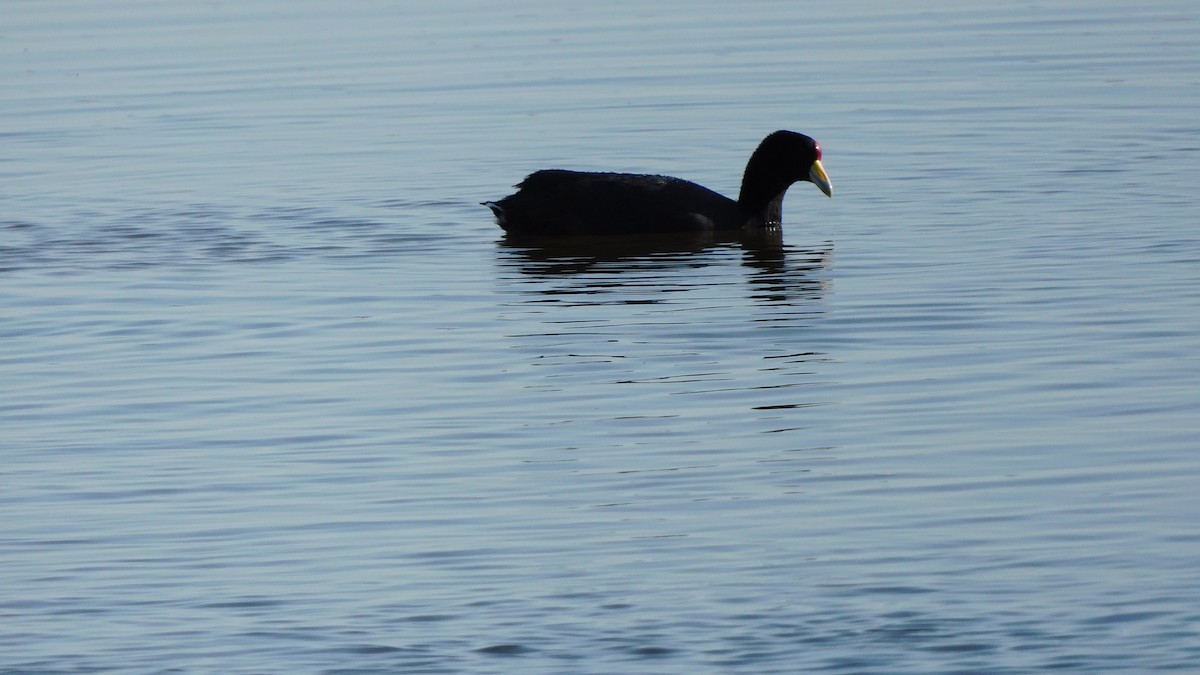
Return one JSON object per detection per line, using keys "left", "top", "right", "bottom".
{"left": 737, "top": 188, "right": 787, "bottom": 228}
{"left": 737, "top": 154, "right": 793, "bottom": 227}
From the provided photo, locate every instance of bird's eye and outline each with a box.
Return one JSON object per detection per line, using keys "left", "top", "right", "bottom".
{"left": 814, "top": 142, "right": 822, "bottom": 160}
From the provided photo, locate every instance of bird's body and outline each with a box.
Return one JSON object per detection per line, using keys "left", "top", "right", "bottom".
{"left": 485, "top": 131, "right": 832, "bottom": 237}
{"left": 487, "top": 170, "right": 743, "bottom": 236}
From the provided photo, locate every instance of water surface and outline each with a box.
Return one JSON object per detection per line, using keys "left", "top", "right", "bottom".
{"left": 4, "top": 1, "right": 1199, "bottom": 672}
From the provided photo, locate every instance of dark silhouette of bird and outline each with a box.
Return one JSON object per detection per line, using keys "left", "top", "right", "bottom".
{"left": 484, "top": 130, "right": 832, "bottom": 236}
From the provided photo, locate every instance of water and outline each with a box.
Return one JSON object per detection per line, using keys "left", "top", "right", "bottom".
{"left": 4, "top": 1, "right": 1199, "bottom": 672}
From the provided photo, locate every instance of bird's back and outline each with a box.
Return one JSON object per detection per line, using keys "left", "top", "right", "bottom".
{"left": 489, "top": 170, "right": 743, "bottom": 236}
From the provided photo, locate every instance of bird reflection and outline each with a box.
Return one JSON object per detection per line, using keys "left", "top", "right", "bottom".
{"left": 739, "top": 232, "right": 831, "bottom": 306}
{"left": 494, "top": 230, "right": 833, "bottom": 435}
{"left": 496, "top": 229, "right": 830, "bottom": 308}
{"left": 497, "top": 230, "right": 720, "bottom": 275}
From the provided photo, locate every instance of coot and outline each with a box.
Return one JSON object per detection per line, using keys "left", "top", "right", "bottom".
{"left": 484, "top": 130, "right": 831, "bottom": 236}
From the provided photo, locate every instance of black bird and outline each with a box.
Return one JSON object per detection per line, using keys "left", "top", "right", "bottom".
{"left": 484, "top": 130, "right": 832, "bottom": 236}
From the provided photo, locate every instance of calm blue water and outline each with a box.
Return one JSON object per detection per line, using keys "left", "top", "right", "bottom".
{"left": 4, "top": 1, "right": 1199, "bottom": 672}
